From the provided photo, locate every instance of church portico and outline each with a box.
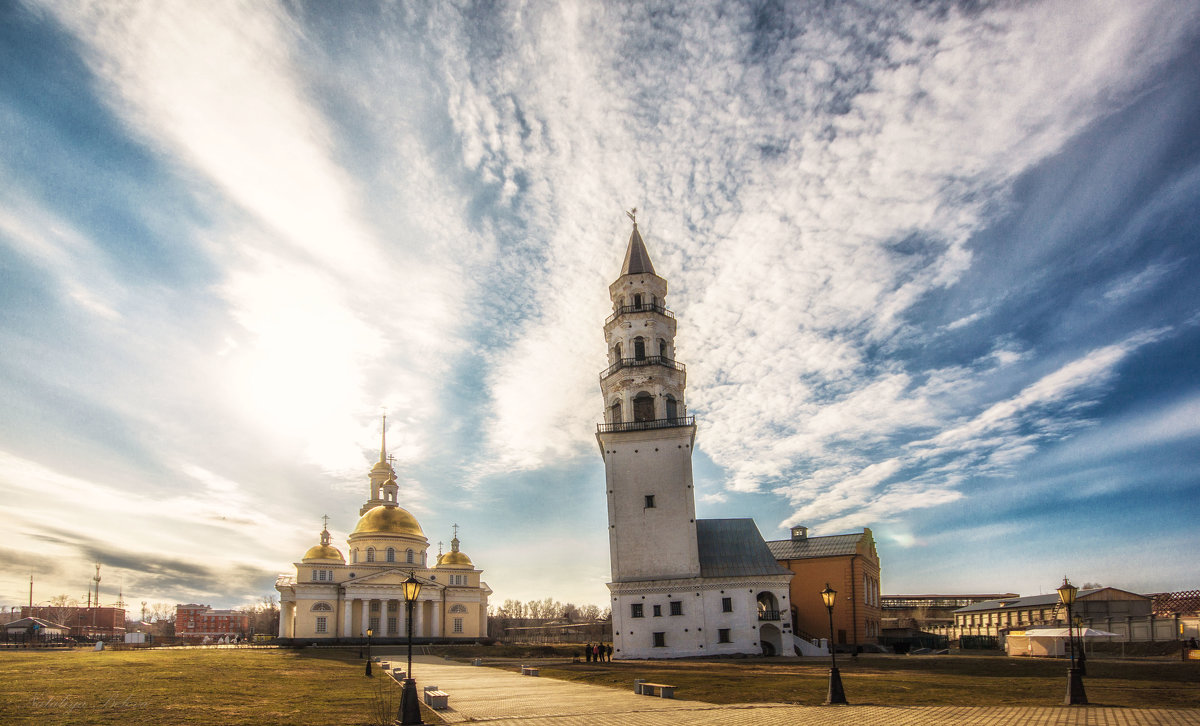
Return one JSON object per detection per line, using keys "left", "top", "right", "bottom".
{"left": 276, "top": 417, "right": 491, "bottom": 642}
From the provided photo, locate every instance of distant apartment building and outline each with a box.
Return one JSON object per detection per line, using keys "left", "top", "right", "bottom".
{"left": 176, "top": 604, "right": 250, "bottom": 642}
{"left": 21, "top": 606, "right": 125, "bottom": 639}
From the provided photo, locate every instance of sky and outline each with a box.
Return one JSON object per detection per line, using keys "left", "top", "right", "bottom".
{"left": 1, "top": 0, "right": 1198, "bottom": 612}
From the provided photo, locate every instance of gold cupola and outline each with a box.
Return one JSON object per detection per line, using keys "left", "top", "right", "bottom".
{"left": 436, "top": 528, "right": 473, "bottom": 568}
{"left": 351, "top": 504, "right": 425, "bottom": 538}
{"left": 302, "top": 522, "right": 345, "bottom": 563}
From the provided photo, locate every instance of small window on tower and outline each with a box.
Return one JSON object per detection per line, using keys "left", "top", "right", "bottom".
{"left": 634, "top": 293, "right": 643, "bottom": 308}
{"left": 406, "top": 549, "right": 414, "bottom": 563}
{"left": 633, "top": 337, "right": 646, "bottom": 361}
{"left": 644, "top": 495, "right": 655, "bottom": 508}
{"left": 665, "top": 395, "right": 678, "bottom": 420}
{"left": 366, "top": 547, "right": 375, "bottom": 562}
{"left": 387, "top": 548, "right": 395, "bottom": 562}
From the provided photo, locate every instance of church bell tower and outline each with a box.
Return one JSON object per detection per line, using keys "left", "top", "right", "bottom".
{"left": 598, "top": 212, "right": 699, "bottom": 583}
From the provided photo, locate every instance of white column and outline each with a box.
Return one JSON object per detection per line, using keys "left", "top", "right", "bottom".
{"left": 360, "top": 599, "right": 371, "bottom": 636}
{"left": 342, "top": 599, "right": 354, "bottom": 638}
{"left": 415, "top": 599, "right": 425, "bottom": 637}
{"left": 431, "top": 600, "right": 441, "bottom": 638}
{"left": 398, "top": 599, "right": 408, "bottom": 636}
{"left": 279, "top": 602, "right": 293, "bottom": 638}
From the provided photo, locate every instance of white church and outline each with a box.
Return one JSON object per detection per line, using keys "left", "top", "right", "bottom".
{"left": 599, "top": 214, "right": 797, "bottom": 658}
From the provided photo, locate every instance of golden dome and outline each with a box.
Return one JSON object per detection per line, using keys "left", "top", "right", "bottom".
{"left": 437, "top": 550, "right": 473, "bottom": 568}
{"left": 352, "top": 504, "right": 424, "bottom": 537}
{"left": 302, "top": 544, "right": 345, "bottom": 563}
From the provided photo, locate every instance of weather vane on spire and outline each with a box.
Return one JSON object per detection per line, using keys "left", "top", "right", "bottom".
{"left": 626, "top": 207, "right": 637, "bottom": 225}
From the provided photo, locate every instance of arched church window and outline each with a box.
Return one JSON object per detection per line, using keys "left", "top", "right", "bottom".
{"left": 448, "top": 604, "right": 468, "bottom": 614}
{"left": 665, "top": 394, "right": 678, "bottom": 420}
{"left": 351, "top": 549, "right": 358, "bottom": 563}
{"left": 658, "top": 338, "right": 669, "bottom": 358}
{"left": 612, "top": 343, "right": 622, "bottom": 364}
{"left": 387, "top": 547, "right": 395, "bottom": 562}
{"left": 366, "top": 547, "right": 375, "bottom": 563}
{"left": 634, "top": 293, "right": 643, "bottom": 308}
{"left": 311, "top": 602, "right": 333, "bottom": 612}
{"left": 610, "top": 400, "right": 623, "bottom": 424}
{"left": 633, "top": 337, "right": 646, "bottom": 361}
{"left": 633, "top": 392, "right": 654, "bottom": 422}
{"left": 406, "top": 549, "right": 414, "bottom": 564}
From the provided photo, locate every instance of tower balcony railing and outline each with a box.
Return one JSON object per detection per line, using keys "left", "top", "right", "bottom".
{"left": 599, "top": 355, "right": 686, "bottom": 381}
{"left": 604, "top": 302, "right": 675, "bottom": 327}
{"left": 597, "top": 415, "right": 695, "bottom": 434}
{"left": 758, "top": 610, "right": 782, "bottom": 622}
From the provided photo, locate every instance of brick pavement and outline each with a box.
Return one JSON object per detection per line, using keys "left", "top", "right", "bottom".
{"left": 382, "top": 656, "right": 1200, "bottom": 726}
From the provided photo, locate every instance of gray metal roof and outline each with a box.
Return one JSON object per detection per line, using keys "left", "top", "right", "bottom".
{"left": 766, "top": 533, "right": 863, "bottom": 560}
{"left": 954, "top": 590, "right": 1102, "bottom": 613}
{"left": 696, "top": 518, "right": 791, "bottom": 578}
{"left": 620, "top": 224, "right": 656, "bottom": 276}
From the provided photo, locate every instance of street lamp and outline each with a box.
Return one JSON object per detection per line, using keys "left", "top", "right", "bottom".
{"left": 398, "top": 572, "right": 423, "bottom": 725}
{"left": 365, "top": 628, "right": 373, "bottom": 677}
{"left": 1057, "top": 577, "right": 1087, "bottom": 705}
{"left": 820, "top": 583, "right": 848, "bottom": 705}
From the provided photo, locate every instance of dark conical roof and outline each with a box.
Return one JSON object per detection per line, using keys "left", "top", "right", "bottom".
{"left": 620, "top": 224, "right": 655, "bottom": 276}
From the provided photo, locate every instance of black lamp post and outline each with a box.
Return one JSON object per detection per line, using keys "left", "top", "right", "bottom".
{"left": 821, "top": 583, "right": 848, "bottom": 705}
{"left": 365, "top": 628, "right": 373, "bottom": 677}
{"left": 398, "top": 572, "right": 423, "bottom": 725}
{"left": 1057, "top": 577, "right": 1087, "bottom": 705}
{"left": 1073, "top": 614, "right": 1087, "bottom": 676}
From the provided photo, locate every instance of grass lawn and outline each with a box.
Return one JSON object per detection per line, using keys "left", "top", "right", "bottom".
{"left": 0, "top": 647, "right": 442, "bottom": 726}
{"left": 530, "top": 654, "right": 1200, "bottom": 708}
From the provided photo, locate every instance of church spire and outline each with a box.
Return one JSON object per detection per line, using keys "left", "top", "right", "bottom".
{"left": 379, "top": 413, "right": 387, "bottom": 463}
{"left": 620, "top": 208, "right": 655, "bottom": 276}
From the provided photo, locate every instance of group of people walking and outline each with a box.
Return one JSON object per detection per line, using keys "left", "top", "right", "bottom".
{"left": 584, "top": 642, "right": 612, "bottom": 662}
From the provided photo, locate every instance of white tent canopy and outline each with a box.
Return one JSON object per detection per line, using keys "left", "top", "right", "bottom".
{"left": 1005, "top": 627, "right": 1122, "bottom": 657}
{"left": 1020, "top": 628, "right": 1121, "bottom": 639}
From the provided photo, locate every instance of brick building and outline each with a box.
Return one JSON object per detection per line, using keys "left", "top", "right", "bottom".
{"left": 766, "top": 526, "right": 881, "bottom": 649}
{"left": 176, "top": 604, "right": 250, "bottom": 642}
{"left": 21, "top": 606, "right": 125, "bottom": 640}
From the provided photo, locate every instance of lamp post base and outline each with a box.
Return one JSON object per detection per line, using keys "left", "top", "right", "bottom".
{"left": 398, "top": 678, "right": 423, "bottom": 725}
{"left": 1064, "top": 667, "right": 1087, "bottom": 706}
{"left": 825, "top": 667, "right": 848, "bottom": 705}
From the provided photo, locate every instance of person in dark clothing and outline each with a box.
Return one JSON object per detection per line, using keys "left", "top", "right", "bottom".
{"left": 585, "top": 642, "right": 592, "bottom": 662}
{"left": 606, "top": 643, "right": 613, "bottom": 662}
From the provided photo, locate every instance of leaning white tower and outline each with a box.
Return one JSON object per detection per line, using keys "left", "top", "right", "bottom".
{"left": 597, "top": 213, "right": 699, "bottom": 583}
{"left": 598, "top": 212, "right": 796, "bottom": 660}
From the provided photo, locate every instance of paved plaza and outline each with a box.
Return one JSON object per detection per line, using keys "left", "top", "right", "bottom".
{"left": 379, "top": 656, "right": 1200, "bottom": 726}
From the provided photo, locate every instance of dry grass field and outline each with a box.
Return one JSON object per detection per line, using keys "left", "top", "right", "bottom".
{"left": 530, "top": 653, "right": 1200, "bottom": 708}
{"left": 1, "top": 644, "right": 1197, "bottom": 725}
{"left": 0, "top": 647, "right": 442, "bottom": 726}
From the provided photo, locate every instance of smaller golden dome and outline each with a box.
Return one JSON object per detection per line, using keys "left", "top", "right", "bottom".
{"left": 303, "top": 544, "right": 345, "bottom": 563}
{"left": 353, "top": 504, "right": 424, "bottom": 537}
{"left": 437, "top": 550, "right": 473, "bottom": 568}
{"left": 303, "top": 524, "right": 345, "bottom": 563}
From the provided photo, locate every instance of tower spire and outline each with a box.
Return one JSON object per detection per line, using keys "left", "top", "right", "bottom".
{"left": 620, "top": 208, "right": 655, "bottom": 276}
{"left": 379, "top": 413, "right": 387, "bottom": 463}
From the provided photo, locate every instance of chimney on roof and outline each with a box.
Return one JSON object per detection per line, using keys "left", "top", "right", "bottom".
{"left": 790, "top": 526, "right": 808, "bottom": 541}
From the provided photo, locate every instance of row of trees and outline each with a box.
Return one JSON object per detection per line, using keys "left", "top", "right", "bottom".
{"left": 490, "top": 598, "right": 610, "bottom": 622}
